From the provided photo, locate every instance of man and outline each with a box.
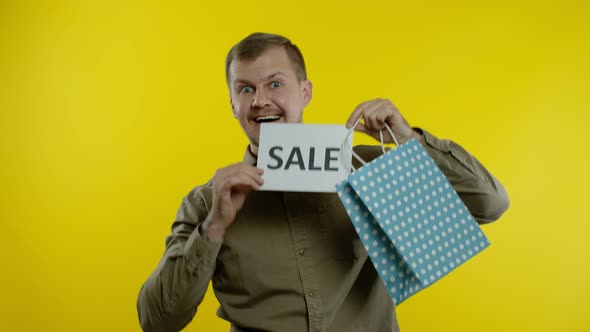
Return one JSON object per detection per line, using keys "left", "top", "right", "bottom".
{"left": 137, "top": 33, "right": 509, "bottom": 332}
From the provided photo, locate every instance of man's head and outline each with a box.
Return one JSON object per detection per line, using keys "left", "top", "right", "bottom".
{"left": 226, "top": 33, "right": 312, "bottom": 154}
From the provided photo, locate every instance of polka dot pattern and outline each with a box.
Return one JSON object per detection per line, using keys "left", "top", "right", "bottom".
{"left": 336, "top": 139, "right": 490, "bottom": 304}
{"left": 336, "top": 182, "right": 423, "bottom": 304}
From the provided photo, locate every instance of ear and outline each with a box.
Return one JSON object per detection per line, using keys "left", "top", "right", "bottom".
{"left": 302, "top": 80, "right": 313, "bottom": 107}
{"left": 230, "top": 97, "right": 238, "bottom": 118}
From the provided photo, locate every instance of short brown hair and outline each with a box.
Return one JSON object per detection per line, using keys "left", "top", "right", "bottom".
{"left": 225, "top": 32, "right": 308, "bottom": 86}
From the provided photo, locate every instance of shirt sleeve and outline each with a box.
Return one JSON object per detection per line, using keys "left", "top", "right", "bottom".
{"left": 137, "top": 185, "right": 222, "bottom": 332}
{"left": 418, "top": 129, "right": 510, "bottom": 224}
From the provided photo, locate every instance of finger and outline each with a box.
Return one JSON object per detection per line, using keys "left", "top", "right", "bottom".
{"left": 354, "top": 123, "right": 380, "bottom": 141}
{"left": 354, "top": 122, "right": 370, "bottom": 135}
{"left": 375, "top": 109, "right": 391, "bottom": 126}
{"left": 220, "top": 164, "right": 263, "bottom": 184}
{"left": 221, "top": 173, "right": 261, "bottom": 193}
{"left": 213, "top": 162, "right": 246, "bottom": 180}
{"left": 346, "top": 99, "right": 379, "bottom": 128}
{"left": 213, "top": 164, "right": 264, "bottom": 198}
{"left": 363, "top": 100, "right": 388, "bottom": 131}
{"left": 229, "top": 166, "right": 265, "bottom": 187}
{"left": 364, "top": 108, "right": 381, "bottom": 132}
{"left": 346, "top": 99, "right": 375, "bottom": 128}
{"left": 238, "top": 165, "right": 265, "bottom": 186}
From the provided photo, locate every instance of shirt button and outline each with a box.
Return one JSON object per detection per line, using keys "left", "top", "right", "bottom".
{"left": 298, "top": 249, "right": 305, "bottom": 256}
{"left": 308, "top": 292, "right": 314, "bottom": 297}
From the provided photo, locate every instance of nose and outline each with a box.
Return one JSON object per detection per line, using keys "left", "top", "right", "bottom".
{"left": 252, "top": 89, "right": 271, "bottom": 108}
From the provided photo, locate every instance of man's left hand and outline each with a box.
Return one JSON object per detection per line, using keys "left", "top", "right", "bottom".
{"left": 345, "top": 98, "right": 421, "bottom": 145}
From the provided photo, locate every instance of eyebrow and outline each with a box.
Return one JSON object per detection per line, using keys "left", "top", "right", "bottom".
{"left": 233, "top": 72, "right": 287, "bottom": 87}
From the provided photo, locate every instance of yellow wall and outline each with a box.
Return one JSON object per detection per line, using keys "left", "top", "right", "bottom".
{"left": 1, "top": 0, "right": 589, "bottom": 331}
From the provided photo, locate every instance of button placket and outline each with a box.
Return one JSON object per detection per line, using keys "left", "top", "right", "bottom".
{"left": 283, "top": 192, "right": 325, "bottom": 332}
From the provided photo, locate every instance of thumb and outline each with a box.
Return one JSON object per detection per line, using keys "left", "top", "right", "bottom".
{"left": 354, "top": 122, "right": 370, "bottom": 135}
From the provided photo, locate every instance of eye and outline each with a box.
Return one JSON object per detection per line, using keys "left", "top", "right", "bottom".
{"left": 240, "top": 86, "right": 254, "bottom": 94}
{"left": 271, "top": 81, "right": 282, "bottom": 88}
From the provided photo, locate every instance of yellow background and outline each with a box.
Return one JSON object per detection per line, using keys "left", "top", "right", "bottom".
{"left": 1, "top": 0, "right": 589, "bottom": 331}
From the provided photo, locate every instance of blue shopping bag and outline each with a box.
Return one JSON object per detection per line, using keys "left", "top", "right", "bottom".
{"left": 336, "top": 125, "right": 490, "bottom": 305}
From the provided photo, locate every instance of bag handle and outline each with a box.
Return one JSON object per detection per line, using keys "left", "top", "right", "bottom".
{"left": 340, "top": 117, "right": 400, "bottom": 173}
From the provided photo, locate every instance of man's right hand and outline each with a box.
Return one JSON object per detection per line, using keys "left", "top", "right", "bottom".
{"left": 202, "top": 163, "right": 264, "bottom": 242}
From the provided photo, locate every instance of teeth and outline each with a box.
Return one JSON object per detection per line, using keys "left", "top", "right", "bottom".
{"left": 255, "top": 115, "right": 281, "bottom": 122}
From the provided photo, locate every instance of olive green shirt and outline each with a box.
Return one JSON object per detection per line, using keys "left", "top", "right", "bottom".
{"left": 137, "top": 130, "right": 509, "bottom": 332}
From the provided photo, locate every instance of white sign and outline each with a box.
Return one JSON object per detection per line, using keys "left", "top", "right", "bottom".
{"left": 257, "top": 123, "right": 353, "bottom": 192}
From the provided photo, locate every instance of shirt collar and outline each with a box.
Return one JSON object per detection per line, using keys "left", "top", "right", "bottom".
{"left": 242, "top": 145, "right": 257, "bottom": 165}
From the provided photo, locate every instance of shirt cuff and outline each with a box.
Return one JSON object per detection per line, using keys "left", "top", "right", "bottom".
{"left": 413, "top": 127, "right": 450, "bottom": 152}
{"left": 184, "top": 223, "right": 222, "bottom": 271}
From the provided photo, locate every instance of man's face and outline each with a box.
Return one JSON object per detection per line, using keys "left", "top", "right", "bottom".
{"left": 229, "top": 46, "right": 312, "bottom": 154}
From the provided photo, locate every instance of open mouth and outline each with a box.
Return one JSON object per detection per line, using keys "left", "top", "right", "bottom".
{"left": 254, "top": 114, "right": 282, "bottom": 123}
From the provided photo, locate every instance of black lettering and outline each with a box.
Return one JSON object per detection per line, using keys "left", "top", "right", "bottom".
{"left": 285, "top": 147, "right": 305, "bottom": 170}
{"left": 268, "top": 146, "right": 283, "bottom": 169}
{"left": 324, "top": 148, "right": 340, "bottom": 171}
{"left": 308, "top": 147, "right": 321, "bottom": 171}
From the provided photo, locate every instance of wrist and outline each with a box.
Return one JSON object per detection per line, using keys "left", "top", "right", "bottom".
{"left": 397, "top": 129, "right": 421, "bottom": 145}
{"left": 202, "top": 217, "right": 226, "bottom": 242}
